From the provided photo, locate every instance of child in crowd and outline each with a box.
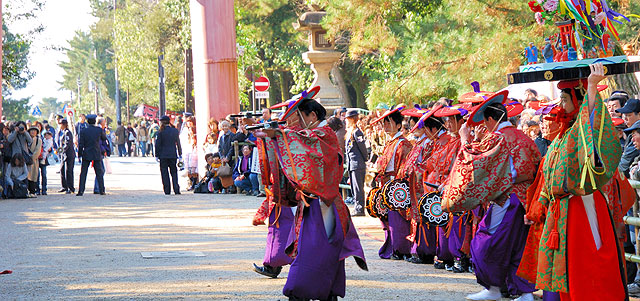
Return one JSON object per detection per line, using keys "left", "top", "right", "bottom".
{"left": 40, "top": 131, "right": 54, "bottom": 195}
{"left": 206, "top": 153, "right": 223, "bottom": 193}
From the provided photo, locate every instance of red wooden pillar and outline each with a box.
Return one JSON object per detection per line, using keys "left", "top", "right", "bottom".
{"left": 190, "top": 0, "right": 239, "bottom": 175}
{"left": 1, "top": 0, "right": 3, "bottom": 118}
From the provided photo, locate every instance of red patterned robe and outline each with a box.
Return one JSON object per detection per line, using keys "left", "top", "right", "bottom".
{"left": 376, "top": 132, "right": 413, "bottom": 258}
{"left": 376, "top": 133, "right": 413, "bottom": 184}
{"left": 424, "top": 132, "right": 457, "bottom": 190}
{"left": 443, "top": 122, "right": 540, "bottom": 294}
{"left": 397, "top": 135, "right": 433, "bottom": 243}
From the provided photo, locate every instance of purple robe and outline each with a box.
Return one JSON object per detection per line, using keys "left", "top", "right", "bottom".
{"left": 470, "top": 193, "right": 535, "bottom": 295}
{"left": 263, "top": 206, "right": 294, "bottom": 268}
{"left": 411, "top": 222, "right": 437, "bottom": 256}
{"left": 387, "top": 211, "right": 412, "bottom": 255}
{"left": 437, "top": 227, "right": 452, "bottom": 261}
{"left": 378, "top": 219, "right": 393, "bottom": 259}
{"left": 283, "top": 198, "right": 367, "bottom": 299}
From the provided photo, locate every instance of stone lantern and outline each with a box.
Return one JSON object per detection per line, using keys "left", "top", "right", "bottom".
{"left": 293, "top": 11, "right": 345, "bottom": 110}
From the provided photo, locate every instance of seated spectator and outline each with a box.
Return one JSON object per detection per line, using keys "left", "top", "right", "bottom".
{"left": 206, "top": 153, "right": 223, "bottom": 193}
{"left": 233, "top": 145, "right": 259, "bottom": 196}
{"left": 6, "top": 153, "right": 28, "bottom": 199}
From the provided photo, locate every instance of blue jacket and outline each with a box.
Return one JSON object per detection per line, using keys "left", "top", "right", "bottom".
{"left": 78, "top": 125, "right": 107, "bottom": 161}
{"left": 155, "top": 126, "right": 182, "bottom": 159}
{"left": 233, "top": 155, "right": 253, "bottom": 179}
{"left": 345, "top": 128, "right": 368, "bottom": 171}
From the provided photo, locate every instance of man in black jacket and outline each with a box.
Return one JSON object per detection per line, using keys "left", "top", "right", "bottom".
{"left": 76, "top": 114, "right": 107, "bottom": 196}
{"left": 155, "top": 115, "right": 182, "bottom": 195}
{"left": 58, "top": 119, "right": 75, "bottom": 194}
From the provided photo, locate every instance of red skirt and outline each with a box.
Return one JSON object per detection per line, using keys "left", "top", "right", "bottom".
{"left": 560, "top": 193, "right": 626, "bottom": 301}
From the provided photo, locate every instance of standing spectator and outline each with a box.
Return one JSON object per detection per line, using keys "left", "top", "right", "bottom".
{"left": 155, "top": 115, "right": 182, "bottom": 195}
{"left": 218, "top": 120, "right": 234, "bottom": 164}
{"left": 40, "top": 131, "right": 54, "bottom": 195}
{"left": 76, "top": 115, "right": 106, "bottom": 196}
{"left": 183, "top": 117, "right": 198, "bottom": 191}
{"left": 5, "top": 153, "right": 28, "bottom": 198}
{"left": 203, "top": 133, "right": 218, "bottom": 157}
{"left": 607, "top": 90, "right": 629, "bottom": 119}
{"left": 327, "top": 116, "right": 346, "bottom": 155}
{"left": 42, "top": 120, "right": 55, "bottom": 137}
{"left": 344, "top": 110, "right": 368, "bottom": 216}
{"left": 208, "top": 118, "right": 219, "bottom": 142}
{"left": 26, "top": 127, "right": 42, "bottom": 196}
{"left": 616, "top": 98, "right": 640, "bottom": 178}
{"left": 7, "top": 121, "right": 33, "bottom": 158}
{"left": 137, "top": 121, "right": 149, "bottom": 157}
{"left": 148, "top": 120, "right": 159, "bottom": 157}
{"left": 58, "top": 119, "right": 75, "bottom": 194}
{"left": 233, "top": 145, "right": 259, "bottom": 196}
{"left": 75, "top": 114, "right": 88, "bottom": 140}
{"left": 115, "top": 121, "right": 127, "bottom": 157}
{"left": 260, "top": 108, "right": 272, "bottom": 123}
{"left": 126, "top": 123, "right": 136, "bottom": 156}
{"left": 94, "top": 117, "right": 111, "bottom": 194}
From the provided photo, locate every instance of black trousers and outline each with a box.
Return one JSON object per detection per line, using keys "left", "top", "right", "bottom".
{"left": 60, "top": 156, "right": 75, "bottom": 192}
{"left": 349, "top": 168, "right": 366, "bottom": 213}
{"left": 159, "top": 158, "right": 180, "bottom": 194}
{"left": 78, "top": 159, "right": 104, "bottom": 194}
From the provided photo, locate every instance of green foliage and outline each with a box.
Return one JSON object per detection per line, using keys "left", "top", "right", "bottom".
{"left": 58, "top": 30, "right": 117, "bottom": 116}
{"left": 113, "top": 0, "right": 188, "bottom": 113}
{"left": 3, "top": 97, "right": 32, "bottom": 122}
{"left": 236, "top": 0, "right": 314, "bottom": 106}
{"left": 2, "top": 23, "right": 34, "bottom": 94}
{"left": 38, "top": 97, "right": 62, "bottom": 120}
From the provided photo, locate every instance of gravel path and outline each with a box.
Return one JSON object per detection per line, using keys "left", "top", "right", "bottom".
{"left": 0, "top": 157, "right": 523, "bottom": 300}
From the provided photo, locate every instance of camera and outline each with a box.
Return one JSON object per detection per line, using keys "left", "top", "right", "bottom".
{"left": 18, "top": 125, "right": 25, "bottom": 132}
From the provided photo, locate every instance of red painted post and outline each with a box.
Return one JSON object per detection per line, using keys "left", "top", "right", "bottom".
{"left": 190, "top": 0, "right": 240, "bottom": 175}
{"left": 0, "top": 0, "right": 3, "bottom": 118}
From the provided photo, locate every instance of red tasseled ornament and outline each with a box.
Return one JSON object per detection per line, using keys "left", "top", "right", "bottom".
{"left": 528, "top": 1, "right": 543, "bottom": 13}
{"left": 546, "top": 229, "right": 559, "bottom": 250}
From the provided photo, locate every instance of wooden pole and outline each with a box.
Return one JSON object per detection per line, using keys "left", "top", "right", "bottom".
{"left": 126, "top": 86, "right": 130, "bottom": 123}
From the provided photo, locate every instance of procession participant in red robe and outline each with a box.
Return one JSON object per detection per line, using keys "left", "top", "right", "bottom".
{"left": 250, "top": 98, "right": 299, "bottom": 278}
{"left": 516, "top": 64, "right": 630, "bottom": 301}
{"left": 397, "top": 106, "right": 444, "bottom": 264}
{"left": 256, "top": 91, "right": 367, "bottom": 300}
{"left": 372, "top": 106, "right": 414, "bottom": 260}
{"left": 422, "top": 105, "right": 464, "bottom": 271}
{"left": 443, "top": 90, "right": 541, "bottom": 301}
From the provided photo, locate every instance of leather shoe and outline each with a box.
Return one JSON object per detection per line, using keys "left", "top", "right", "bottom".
{"left": 58, "top": 188, "right": 67, "bottom": 193}
{"left": 76, "top": 192, "right": 83, "bottom": 196}
{"left": 253, "top": 263, "right": 282, "bottom": 278}
{"left": 100, "top": 192, "right": 106, "bottom": 195}
{"left": 65, "top": 190, "right": 72, "bottom": 194}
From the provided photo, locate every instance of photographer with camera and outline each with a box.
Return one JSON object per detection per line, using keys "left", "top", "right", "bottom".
{"left": 7, "top": 121, "right": 33, "bottom": 160}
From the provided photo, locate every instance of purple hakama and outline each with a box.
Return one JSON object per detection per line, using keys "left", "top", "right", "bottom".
{"left": 283, "top": 198, "right": 367, "bottom": 300}
{"left": 263, "top": 206, "right": 294, "bottom": 268}
{"left": 411, "top": 222, "right": 437, "bottom": 257}
{"left": 470, "top": 194, "right": 535, "bottom": 295}
{"left": 378, "top": 219, "right": 393, "bottom": 259}
{"left": 387, "top": 210, "right": 412, "bottom": 255}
